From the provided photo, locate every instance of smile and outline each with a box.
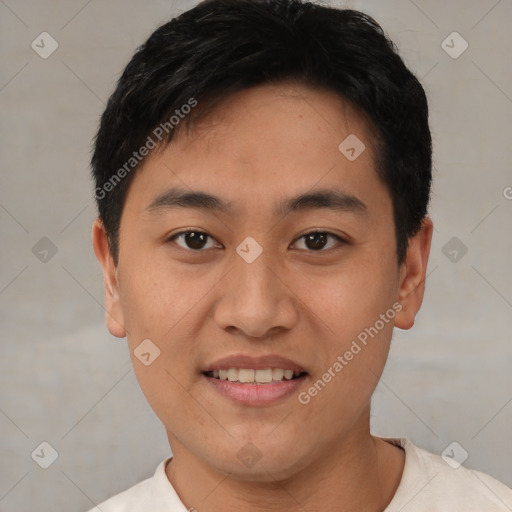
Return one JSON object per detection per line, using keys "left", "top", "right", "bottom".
{"left": 202, "top": 354, "right": 308, "bottom": 405}
{"left": 203, "top": 368, "right": 306, "bottom": 384}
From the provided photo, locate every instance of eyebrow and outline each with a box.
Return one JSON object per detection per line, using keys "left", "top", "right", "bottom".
{"left": 146, "top": 186, "right": 367, "bottom": 217}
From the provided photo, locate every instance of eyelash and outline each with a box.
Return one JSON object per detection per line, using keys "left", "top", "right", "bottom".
{"left": 167, "top": 230, "right": 346, "bottom": 252}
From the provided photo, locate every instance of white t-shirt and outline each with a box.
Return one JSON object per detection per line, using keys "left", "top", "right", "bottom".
{"left": 87, "top": 437, "right": 512, "bottom": 511}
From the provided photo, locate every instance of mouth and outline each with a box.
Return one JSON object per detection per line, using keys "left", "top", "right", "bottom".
{"left": 202, "top": 355, "right": 309, "bottom": 405}
{"left": 203, "top": 368, "right": 308, "bottom": 384}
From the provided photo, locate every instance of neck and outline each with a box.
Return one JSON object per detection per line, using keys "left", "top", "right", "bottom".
{"left": 165, "top": 413, "right": 404, "bottom": 512}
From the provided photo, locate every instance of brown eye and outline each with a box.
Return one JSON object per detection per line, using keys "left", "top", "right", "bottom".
{"left": 169, "top": 231, "right": 219, "bottom": 251}
{"left": 294, "top": 232, "right": 344, "bottom": 252}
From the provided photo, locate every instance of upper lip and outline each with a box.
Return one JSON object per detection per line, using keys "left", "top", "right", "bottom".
{"left": 203, "top": 354, "right": 307, "bottom": 373}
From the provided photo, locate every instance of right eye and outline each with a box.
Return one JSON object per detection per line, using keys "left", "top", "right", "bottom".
{"left": 167, "top": 230, "right": 222, "bottom": 251}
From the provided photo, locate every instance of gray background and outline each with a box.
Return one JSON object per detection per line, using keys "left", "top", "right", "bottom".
{"left": 1, "top": 0, "right": 511, "bottom": 510}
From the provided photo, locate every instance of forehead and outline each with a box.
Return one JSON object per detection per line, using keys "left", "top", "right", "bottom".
{"left": 176, "top": 82, "right": 377, "bottom": 168}
{"left": 124, "top": 83, "right": 389, "bottom": 218}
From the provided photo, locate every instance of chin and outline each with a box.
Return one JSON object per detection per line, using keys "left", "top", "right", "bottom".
{"left": 204, "top": 440, "right": 314, "bottom": 483}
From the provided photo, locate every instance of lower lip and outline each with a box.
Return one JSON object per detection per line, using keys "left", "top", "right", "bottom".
{"left": 204, "top": 374, "right": 307, "bottom": 406}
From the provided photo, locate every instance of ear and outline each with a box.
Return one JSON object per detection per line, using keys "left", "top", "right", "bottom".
{"left": 394, "top": 217, "right": 433, "bottom": 330}
{"left": 92, "top": 218, "right": 127, "bottom": 338}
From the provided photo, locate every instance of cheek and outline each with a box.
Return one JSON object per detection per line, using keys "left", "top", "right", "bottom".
{"left": 118, "top": 260, "right": 198, "bottom": 340}
{"left": 300, "top": 253, "right": 398, "bottom": 391}
{"left": 299, "top": 317, "right": 394, "bottom": 426}
{"left": 301, "top": 254, "right": 398, "bottom": 341}
{"left": 129, "top": 356, "right": 200, "bottom": 433}
{"left": 118, "top": 261, "right": 212, "bottom": 389}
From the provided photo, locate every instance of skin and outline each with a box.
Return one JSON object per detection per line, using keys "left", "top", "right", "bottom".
{"left": 93, "top": 82, "right": 433, "bottom": 511}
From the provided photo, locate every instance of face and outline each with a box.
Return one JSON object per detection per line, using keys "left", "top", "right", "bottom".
{"left": 93, "top": 83, "right": 432, "bottom": 481}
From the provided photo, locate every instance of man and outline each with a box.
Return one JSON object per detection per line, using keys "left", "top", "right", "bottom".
{"left": 90, "top": 0, "right": 512, "bottom": 510}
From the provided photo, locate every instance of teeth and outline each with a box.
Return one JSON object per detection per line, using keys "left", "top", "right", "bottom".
{"left": 272, "top": 368, "right": 284, "bottom": 380}
{"left": 238, "top": 369, "right": 255, "bottom": 383}
{"left": 227, "top": 368, "right": 238, "bottom": 382}
{"left": 210, "top": 368, "right": 303, "bottom": 384}
{"left": 255, "top": 369, "right": 273, "bottom": 383}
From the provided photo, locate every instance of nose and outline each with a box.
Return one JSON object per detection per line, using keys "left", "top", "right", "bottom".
{"left": 213, "top": 250, "right": 299, "bottom": 340}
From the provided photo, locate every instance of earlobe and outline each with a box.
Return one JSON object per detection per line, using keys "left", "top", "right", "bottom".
{"left": 92, "top": 218, "right": 127, "bottom": 338}
{"left": 394, "top": 217, "right": 433, "bottom": 330}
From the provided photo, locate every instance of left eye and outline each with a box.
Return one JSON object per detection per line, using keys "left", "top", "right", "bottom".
{"left": 168, "top": 230, "right": 344, "bottom": 252}
{"left": 292, "top": 231, "right": 344, "bottom": 251}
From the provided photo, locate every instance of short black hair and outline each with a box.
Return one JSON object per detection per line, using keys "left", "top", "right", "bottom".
{"left": 91, "top": 0, "right": 432, "bottom": 265}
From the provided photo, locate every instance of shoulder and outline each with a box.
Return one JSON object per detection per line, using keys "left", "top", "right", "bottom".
{"left": 384, "top": 437, "right": 512, "bottom": 512}
{"left": 85, "top": 476, "right": 154, "bottom": 512}
{"left": 85, "top": 458, "right": 185, "bottom": 512}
